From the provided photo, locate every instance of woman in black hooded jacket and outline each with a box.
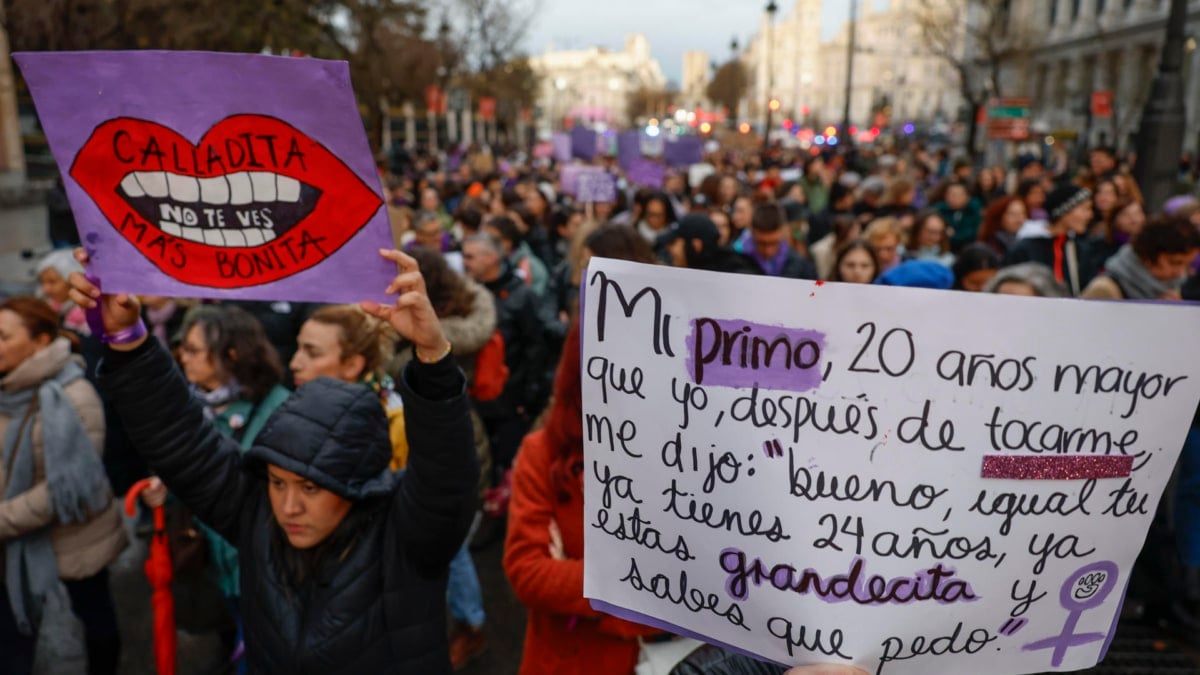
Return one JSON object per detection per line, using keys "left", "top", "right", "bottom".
{"left": 68, "top": 248, "right": 478, "bottom": 674}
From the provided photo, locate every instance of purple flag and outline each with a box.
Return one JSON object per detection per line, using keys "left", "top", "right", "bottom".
{"left": 552, "top": 133, "right": 572, "bottom": 163}
{"left": 560, "top": 164, "right": 606, "bottom": 197}
{"left": 617, "top": 131, "right": 641, "bottom": 170}
{"left": 627, "top": 157, "right": 665, "bottom": 189}
{"left": 14, "top": 50, "right": 392, "bottom": 303}
{"left": 571, "top": 127, "right": 598, "bottom": 160}
{"left": 663, "top": 136, "right": 704, "bottom": 167}
{"left": 577, "top": 171, "right": 617, "bottom": 203}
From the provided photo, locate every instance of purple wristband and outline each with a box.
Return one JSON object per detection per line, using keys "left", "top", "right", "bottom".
{"left": 100, "top": 319, "right": 148, "bottom": 345}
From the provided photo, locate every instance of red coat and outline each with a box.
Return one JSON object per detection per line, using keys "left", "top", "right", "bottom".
{"left": 504, "top": 429, "right": 659, "bottom": 674}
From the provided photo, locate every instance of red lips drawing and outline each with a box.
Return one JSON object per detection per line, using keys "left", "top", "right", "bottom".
{"left": 70, "top": 115, "right": 382, "bottom": 288}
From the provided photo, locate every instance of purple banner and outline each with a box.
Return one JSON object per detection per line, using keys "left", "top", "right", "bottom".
{"left": 14, "top": 50, "right": 393, "bottom": 303}
{"left": 686, "top": 317, "right": 825, "bottom": 391}
{"left": 577, "top": 171, "right": 617, "bottom": 203}
{"left": 560, "top": 164, "right": 605, "bottom": 197}
{"left": 626, "top": 157, "right": 665, "bottom": 189}
{"left": 571, "top": 126, "right": 598, "bottom": 161}
{"left": 663, "top": 135, "right": 704, "bottom": 168}
{"left": 552, "top": 133, "right": 572, "bottom": 163}
{"left": 617, "top": 131, "right": 641, "bottom": 170}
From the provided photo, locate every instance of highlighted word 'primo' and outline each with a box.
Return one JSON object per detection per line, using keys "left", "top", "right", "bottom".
{"left": 687, "top": 318, "right": 825, "bottom": 392}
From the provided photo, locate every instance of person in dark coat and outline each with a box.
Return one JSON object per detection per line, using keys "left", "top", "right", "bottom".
{"left": 68, "top": 248, "right": 478, "bottom": 675}
{"left": 734, "top": 203, "right": 817, "bottom": 279}
{"left": 1006, "top": 184, "right": 1099, "bottom": 296}
{"left": 658, "top": 214, "right": 763, "bottom": 275}
{"left": 670, "top": 644, "right": 867, "bottom": 675}
{"left": 461, "top": 232, "right": 551, "bottom": 483}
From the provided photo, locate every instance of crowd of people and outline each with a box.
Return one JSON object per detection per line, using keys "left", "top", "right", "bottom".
{"left": 1, "top": 132, "right": 1199, "bottom": 674}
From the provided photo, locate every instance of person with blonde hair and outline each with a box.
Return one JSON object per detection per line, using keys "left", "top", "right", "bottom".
{"left": 862, "top": 217, "right": 902, "bottom": 274}
{"left": 291, "top": 304, "right": 407, "bottom": 467}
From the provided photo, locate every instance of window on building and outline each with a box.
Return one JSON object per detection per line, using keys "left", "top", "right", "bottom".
{"left": 1123, "top": 0, "right": 1132, "bottom": 10}
{"left": 1096, "top": 0, "right": 1106, "bottom": 14}
{"left": 998, "top": 0, "right": 1013, "bottom": 35}
{"left": 1071, "top": 0, "right": 1082, "bottom": 21}
{"left": 1050, "top": 0, "right": 1058, "bottom": 24}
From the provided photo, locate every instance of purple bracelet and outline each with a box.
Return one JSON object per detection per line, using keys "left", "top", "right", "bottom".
{"left": 99, "top": 319, "right": 148, "bottom": 345}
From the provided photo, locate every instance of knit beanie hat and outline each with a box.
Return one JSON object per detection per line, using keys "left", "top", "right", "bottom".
{"left": 1044, "top": 184, "right": 1091, "bottom": 222}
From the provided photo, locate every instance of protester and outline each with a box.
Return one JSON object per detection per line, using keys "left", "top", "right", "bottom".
{"left": 862, "top": 217, "right": 903, "bottom": 274}
{"left": 71, "top": 248, "right": 478, "bottom": 673}
{"left": 35, "top": 250, "right": 90, "bottom": 337}
{"left": 658, "top": 214, "right": 762, "bottom": 275}
{"left": 1007, "top": 184, "right": 1098, "bottom": 296}
{"left": 935, "top": 182, "right": 982, "bottom": 252}
{"left": 978, "top": 195, "right": 1027, "bottom": 258}
{"left": 982, "top": 262, "right": 1069, "bottom": 297}
{"left": 829, "top": 240, "right": 880, "bottom": 284}
{"left": 143, "top": 303, "right": 291, "bottom": 669}
{"left": 382, "top": 247, "right": 498, "bottom": 669}
{"left": 462, "top": 233, "right": 550, "bottom": 517}
{"left": 504, "top": 323, "right": 660, "bottom": 674}
{"left": 0, "top": 296, "right": 127, "bottom": 675}
{"left": 486, "top": 214, "right": 550, "bottom": 298}
{"left": 906, "top": 210, "right": 955, "bottom": 267}
{"left": 635, "top": 192, "right": 678, "bottom": 245}
{"left": 952, "top": 243, "right": 1003, "bottom": 291}
{"left": 1092, "top": 196, "right": 1147, "bottom": 264}
{"left": 1082, "top": 216, "right": 1200, "bottom": 300}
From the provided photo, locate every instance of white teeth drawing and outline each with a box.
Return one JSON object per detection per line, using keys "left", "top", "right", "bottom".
{"left": 227, "top": 172, "right": 253, "bottom": 205}
{"left": 121, "top": 174, "right": 145, "bottom": 198}
{"left": 158, "top": 221, "right": 277, "bottom": 248}
{"left": 276, "top": 175, "right": 300, "bottom": 202}
{"left": 180, "top": 227, "right": 205, "bottom": 243}
{"left": 121, "top": 171, "right": 304, "bottom": 206}
{"left": 244, "top": 229, "right": 265, "bottom": 246}
{"left": 166, "top": 174, "right": 200, "bottom": 203}
{"left": 199, "top": 176, "right": 230, "bottom": 204}
{"left": 138, "top": 172, "right": 169, "bottom": 198}
{"left": 121, "top": 170, "right": 312, "bottom": 248}
{"left": 250, "top": 172, "right": 276, "bottom": 202}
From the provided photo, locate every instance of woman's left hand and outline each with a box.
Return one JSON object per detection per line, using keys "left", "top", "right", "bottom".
{"left": 361, "top": 249, "right": 450, "bottom": 359}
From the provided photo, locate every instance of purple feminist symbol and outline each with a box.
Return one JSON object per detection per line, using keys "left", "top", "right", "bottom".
{"left": 1022, "top": 561, "right": 1119, "bottom": 667}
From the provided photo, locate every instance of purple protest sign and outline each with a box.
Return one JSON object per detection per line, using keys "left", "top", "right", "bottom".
{"left": 571, "top": 126, "right": 598, "bottom": 161}
{"left": 560, "top": 164, "right": 606, "bottom": 197}
{"left": 626, "top": 157, "right": 665, "bottom": 189}
{"left": 577, "top": 171, "right": 617, "bottom": 204}
{"left": 663, "top": 135, "right": 704, "bottom": 167}
{"left": 552, "top": 133, "right": 572, "bottom": 163}
{"left": 14, "top": 51, "right": 393, "bottom": 303}
{"left": 617, "top": 131, "right": 641, "bottom": 170}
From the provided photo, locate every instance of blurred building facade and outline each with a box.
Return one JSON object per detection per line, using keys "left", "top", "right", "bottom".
{"left": 737, "top": 0, "right": 963, "bottom": 130}
{"left": 1000, "top": 0, "right": 1200, "bottom": 152}
{"left": 0, "top": 2, "right": 25, "bottom": 187}
{"left": 530, "top": 33, "right": 667, "bottom": 130}
{"left": 681, "top": 50, "right": 711, "bottom": 109}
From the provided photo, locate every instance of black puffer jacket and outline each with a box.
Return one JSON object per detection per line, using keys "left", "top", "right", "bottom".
{"left": 670, "top": 645, "right": 787, "bottom": 675}
{"left": 479, "top": 261, "right": 551, "bottom": 417}
{"left": 100, "top": 339, "right": 478, "bottom": 674}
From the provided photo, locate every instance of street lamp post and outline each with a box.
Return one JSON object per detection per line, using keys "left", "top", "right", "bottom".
{"left": 842, "top": 0, "right": 858, "bottom": 145}
{"left": 1132, "top": 0, "right": 1187, "bottom": 213}
{"left": 762, "top": 1, "right": 779, "bottom": 150}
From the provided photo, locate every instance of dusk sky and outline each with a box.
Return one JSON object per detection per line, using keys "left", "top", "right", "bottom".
{"left": 521, "top": 0, "right": 866, "bottom": 84}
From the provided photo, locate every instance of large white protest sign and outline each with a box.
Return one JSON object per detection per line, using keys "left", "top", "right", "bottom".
{"left": 580, "top": 258, "right": 1200, "bottom": 674}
